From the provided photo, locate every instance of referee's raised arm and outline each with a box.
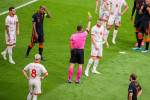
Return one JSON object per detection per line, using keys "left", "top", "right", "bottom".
{"left": 86, "top": 15, "right": 92, "bottom": 31}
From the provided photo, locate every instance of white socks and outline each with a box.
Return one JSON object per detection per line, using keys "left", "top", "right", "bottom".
{"left": 105, "top": 29, "right": 110, "bottom": 40}
{"left": 86, "top": 58, "right": 94, "bottom": 71}
{"left": 3, "top": 47, "right": 8, "bottom": 54}
{"left": 8, "top": 46, "right": 13, "bottom": 60}
{"left": 93, "top": 59, "right": 100, "bottom": 71}
{"left": 27, "top": 93, "right": 32, "bottom": 100}
{"left": 113, "top": 29, "right": 118, "bottom": 41}
{"left": 33, "top": 95, "right": 37, "bottom": 100}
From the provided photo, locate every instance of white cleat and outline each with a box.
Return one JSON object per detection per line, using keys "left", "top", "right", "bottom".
{"left": 102, "top": 41, "right": 105, "bottom": 44}
{"left": 92, "top": 70, "right": 100, "bottom": 74}
{"left": 9, "top": 59, "right": 15, "bottom": 64}
{"left": 112, "top": 40, "right": 116, "bottom": 44}
{"left": 1, "top": 52, "right": 7, "bottom": 60}
{"left": 85, "top": 70, "right": 89, "bottom": 76}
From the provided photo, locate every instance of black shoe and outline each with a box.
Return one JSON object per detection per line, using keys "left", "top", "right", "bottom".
{"left": 76, "top": 80, "right": 82, "bottom": 84}
{"left": 26, "top": 53, "right": 29, "bottom": 58}
{"left": 41, "top": 57, "right": 46, "bottom": 61}
{"left": 66, "top": 80, "right": 71, "bottom": 83}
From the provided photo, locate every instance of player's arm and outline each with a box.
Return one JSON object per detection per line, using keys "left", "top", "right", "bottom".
{"left": 139, "top": 5, "right": 144, "bottom": 14}
{"left": 33, "top": 22, "right": 38, "bottom": 39}
{"left": 86, "top": 15, "right": 92, "bottom": 31}
{"left": 43, "top": 6, "right": 51, "bottom": 18}
{"left": 70, "top": 41, "right": 73, "bottom": 55}
{"left": 16, "top": 22, "right": 19, "bottom": 35}
{"left": 41, "top": 72, "right": 48, "bottom": 80}
{"left": 91, "top": 35, "right": 99, "bottom": 50}
{"left": 131, "top": 1, "right": 136, "bottom": 22}
{"left": 104, "top": 2, "right": 113, "bottom": 15}
{"left": 6, "top": 25, "right": 10, "bottom": 42}
{"left": 119, "top": 5, "right": 129, "bottom": 16}
{"left": 95, "top": 0, "right": 99, "bottom": 14}
{"left": 129, "top": 93, "right": 133, "bottom": 100}
{"left": 103, "top": 33, "right": 109, "bottom": 48}
{"left": 137, "top": 89, "right": 142, "bottom": 98}
{"left": 22, "top": 70, "right": 30, "bottom": 80}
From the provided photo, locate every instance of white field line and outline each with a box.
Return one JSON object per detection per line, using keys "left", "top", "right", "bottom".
{"left": 0, "top": 0, "right": 38, "bottom": 16}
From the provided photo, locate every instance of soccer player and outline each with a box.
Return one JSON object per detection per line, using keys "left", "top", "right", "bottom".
{"left": 66, "top": 15, "right": 92, "bottom": 84}
{"left": 22, "top": 54, "right": 48, "bottom": 100}
{"left": 128, "top": 73, "right": 142, "bottom": 100}
{"left": 132, "top": 0, "right": 150, "bottom": 52}
{"left": 26, "top": 6, "right": 51, "bottom": 61}
{"left": 1, "top": 7, "right": 19, "bottom": 64}
{"left": 131, "top": 0, "right": 145, "bottom": 46}
{"left": 104, "top": 0, "right": 129, "bottom": 44}
{"left": 95, "top": 0, "right": 110, "bottom": 32}
{"left": 85, "top": 18, "right": 109, "bottom": 76}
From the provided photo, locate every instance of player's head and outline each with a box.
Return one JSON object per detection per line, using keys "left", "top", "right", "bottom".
{"left": 97, "top": 18, "right": 103, "bottom": 27}
{"left": 129, "top": 73, "right": 137, "bottom": 81}
{"left": 9, "top": 7, "right": 16, "bottom": 15}
{"left": 39, "top": 6, "right": 45, "bottom": 14}
{"left": 146, "top": 0, "right": 150, "bottom": 5}
{"left": 77, "top": 25, "right": 83, "bottom": 32}
{"left": 35, "top": 54, "right": 41, "bottom": 62}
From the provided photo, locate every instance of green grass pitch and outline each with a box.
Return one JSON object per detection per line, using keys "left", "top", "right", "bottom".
{"left": 0, "top": 0, "right": 150, "bottom": 100}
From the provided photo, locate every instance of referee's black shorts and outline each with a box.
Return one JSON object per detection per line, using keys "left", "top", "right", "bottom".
{"left": 70, "top": 49, "right": 84, "bottom": 64}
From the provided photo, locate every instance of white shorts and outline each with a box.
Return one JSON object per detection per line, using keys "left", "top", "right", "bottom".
{"left": 108, "top": 15, "right": 121, "bottom": 26}
{"left": 29, "top": 79, "right": 41, "bottom": 95}
{"left": 91, "top": 43, "right": 103, "bottom": 57}
{"left": 5, "top": 31, "right": 16, "bottom": 46}
{"left": 99, "top": 7, "right": 109, "bottom": 22}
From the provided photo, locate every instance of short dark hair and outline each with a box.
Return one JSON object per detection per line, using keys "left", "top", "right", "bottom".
{"left": 77, "top": 25, "right": 83, "bottom": 31}
{"left": 40, "top": 6, "right": 43, "bottom": 8}
{"left": 98, "top": 18, "right": 103, "bottom": 21}
{"left": 9, "top": 7, "right": 15, "bottom": 11}
{"left": 130, "top": 73, "right": 137, "bottom": 80}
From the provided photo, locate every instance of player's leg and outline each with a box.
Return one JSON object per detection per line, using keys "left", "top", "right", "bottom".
{"left": 33, "top": 95, "right": 37, "bottom": 100}
{"left": 67, "top": 63, "right": 75, "bottom": 83}
{"left": 32, "top": 80, "right": 41, "bottom": 100}
{"left": 76, "top": 64, "right": 82, "bottom": 83}
{"left": 39, "top": 34, "right": 46, "bottom": 61}
{"left": 112, "top": 25, "right": 119, "bottom": 44}
{"left": 26, "top": 31, "right": 36, "bottom": 58}
{"left": 8, "top": 45, "right": 15, "bottom": 64}
{"left": 27, "top": 92, "right": 32, "bottom": 100}
{"left": 133, "top": 32, "right": 143, "bottom": 50}
{"left": 135, "top": 28, "right": 139, "bottom": 46}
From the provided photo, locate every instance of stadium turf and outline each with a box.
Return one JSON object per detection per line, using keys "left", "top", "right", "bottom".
{"left": 0, "top": 0, "right": 150, "bottom": 100}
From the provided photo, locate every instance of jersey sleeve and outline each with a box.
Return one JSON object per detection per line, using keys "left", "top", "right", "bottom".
{"left": 83, "top": 30, "right": 89, "bottom": 37}
{"left": 24, "top": 64, "right": 30, "bottom": 71}
{"left": 5, "top": 17, "right": 10, "bottom": 26}
{"left": 32, "top": 14, "right": 37, "bottom": 22}
{"left": 91, "top": 27, "right": 95, "bottom": 35}
{"left": 128, "top": 84, "right": 134, "bottom": 93}
{"left": 123, "top": 0, "right": 128, "bottom": 7}
{"left": 41, "top": 65, "right": 47, "bottom": 74}
{"left": 16, "top": 15, "right": 19, "bottom": 23}
{"left": 131, "top": 1, "right": 136, "bottom": 16}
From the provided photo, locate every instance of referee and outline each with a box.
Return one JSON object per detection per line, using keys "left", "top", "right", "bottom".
{"left": 128, "top": 73, "right": 142, "bottom": 100}
{"left": 66, "top": 14, "right": 92, "bottom": 83}
{"left": 26, "top": 6, "right": 51, "bottom": 61}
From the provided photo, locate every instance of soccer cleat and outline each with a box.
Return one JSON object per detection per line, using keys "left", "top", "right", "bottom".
{"left": 9, "top": 59, "right": 15, "bottom": 64}
{"left": 66, "top": 80, "right": 71, "bottom": 83}
{"left": 141, "top": 50, "right": 149, "bottom": 53}
{"left": 1, "top": 52, "right": 7, "bottom": 60}
{"left": 25, "top": 53, "right": 29, "bottom": 58}
{"left": 135, "top": 43, "right": 138, "bottom": 46}
{"left": 141, "top": 40, "right": 144, "bottom": 46}
{"left": 76, "top": 80, "right": 82, "bottom": 84}
{"left": 85, "top": 70, "right": 89, "bottom": 76}
{"left": 41, "top": 57, "right": 46, "bottom": 61}
{"left": 102, "top": 41, "right": 105, "bottom": 44}
{"left": 112, "top": 40, "right": 116, "bottom": 44}
{"left": 92, "top": 70, "right": 100, "bottom": 74}
{"left": 132, "top": 47, "right": 141, "bottom": 50}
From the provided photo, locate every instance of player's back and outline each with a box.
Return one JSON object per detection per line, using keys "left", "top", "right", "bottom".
{"left": 27, "top": 62, "right": 45, "bottom": 80}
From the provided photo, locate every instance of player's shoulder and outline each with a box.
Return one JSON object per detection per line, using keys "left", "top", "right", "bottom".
{"left": 32, "top": 13, "right": 38, "bottom": 17}
{"left": 92, "top": 25, "right": 97, "bottom": 29}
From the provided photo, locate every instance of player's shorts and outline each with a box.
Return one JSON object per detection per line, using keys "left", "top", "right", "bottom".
{"left": 139, "top": 21, "right": 150, "bottom": 35}
{"left": 91, "top": 43, "right": 103, "bottom": 57}
{"left": 108, "top": 15, "right": 121, "bottom": 27}
{"left": 5, "top": 31, "right": 16, "bottom": 46}
{"left": 134, "top": 16, "right": 142, "bottom": 28}
{"left": 99, "top": 7, "right": 109, "bottom": 22}
{"left": 29, "top": 79, "right": 41, "bottom": 95}
{"left": 70, "top": 49, "right": 84, "bottom": 64}
{"left": 31, "top": 31, "right": 44, "bottom": 43}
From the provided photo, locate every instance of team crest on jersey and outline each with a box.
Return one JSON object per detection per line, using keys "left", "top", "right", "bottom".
{"left": 37, "top": 18, "right": 40, "bottom": 23}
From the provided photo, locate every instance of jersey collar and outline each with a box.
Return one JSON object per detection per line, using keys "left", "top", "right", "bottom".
{"left": 9, "top": 14, "right": 14, "bottom": 18}
{"left": 34, "top": 61, "right": 39, "bottom": 63}
{"left": 96, "top": 24, "right": 101, "bottom": 28}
